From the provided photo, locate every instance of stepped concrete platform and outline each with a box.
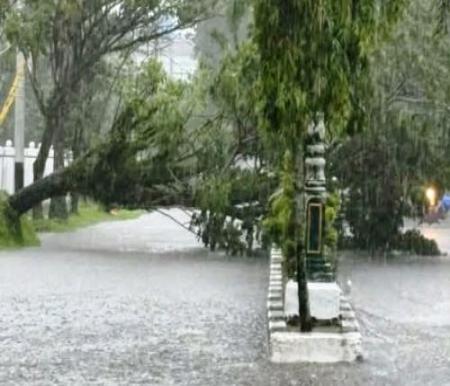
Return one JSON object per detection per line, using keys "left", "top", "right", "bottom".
{"left": 267, "top": 248, "right": 363, "bottom": 363}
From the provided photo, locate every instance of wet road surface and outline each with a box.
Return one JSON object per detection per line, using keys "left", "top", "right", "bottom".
{"left": 0, "top": 209, "right": 449, "bottom": 385}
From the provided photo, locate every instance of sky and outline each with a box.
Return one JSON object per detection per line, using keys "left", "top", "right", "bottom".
{"left": 134, "top": 29, "right": 198, "bottom": 81}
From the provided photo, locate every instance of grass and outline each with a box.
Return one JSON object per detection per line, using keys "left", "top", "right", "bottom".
{"left": 32, "top": 201, "right": 144, "bottom": 233}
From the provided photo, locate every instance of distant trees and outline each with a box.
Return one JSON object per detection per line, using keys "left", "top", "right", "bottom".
{"left": 330, "top": 0, "right": 450, "bottom": 253}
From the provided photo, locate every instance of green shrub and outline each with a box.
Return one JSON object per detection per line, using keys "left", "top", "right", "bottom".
{"left": 0, "top": 192, "right": 39, "bottom": 249}
{"left": 324, "top": 192, "right": 340, "bottom": 254}
{"left": 393, "top": 229, "right": 441, "bottom": 256}
{"left": 263, "top": 152, "right": 298, "bottom": 278}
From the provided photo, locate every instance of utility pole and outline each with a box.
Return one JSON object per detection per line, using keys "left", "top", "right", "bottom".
{"left": 14, "top": 51, "right": 25, "bottom": 192}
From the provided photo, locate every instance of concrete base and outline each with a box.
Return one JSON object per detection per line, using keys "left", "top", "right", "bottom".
{"left": 309, "top": 282, "right": 341, "bottom": 320}
{"left": 267, "top": 248, "right": 362, "bottom": 363}
{"left": 271, "top": 331, "right": 362, "bottom": 363}
{"left": 285, "top": 280, "right": 341, "bottom": 320}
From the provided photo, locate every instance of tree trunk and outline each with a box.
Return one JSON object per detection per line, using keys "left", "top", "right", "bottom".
{"left": 49, "top": 124, "right": 68, "bottom": 219}
{"left": 295, "top": 147, "right": 312, "bottom": 332}
{"left": 32, "top": 123, "right": 54, "bottom": 219}
{"left": 297, "top": 247, "right": 312, "bottom": 331}
{"left": 69, "top": 120, "right": 85, "bottom": 215}
{"left": 32, "top": 91, "right": 67, "bottom": 219}
{"left": 70, "top": 193, "right": 80, "bottom": 214}
{"left": 9, "top": 145, "right": 193, "bottom": 217}
{"left": 10, "top": 168, "right": 77, "bottom": 216}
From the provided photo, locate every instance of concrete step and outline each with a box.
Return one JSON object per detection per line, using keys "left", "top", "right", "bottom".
{"left": 341, "top": 319, "right": 359, "bottom": 333}
{"left": 340, "top": 302, "right": 352, "bottom": 312}
{"left": 268, "top": 310, "right": 285, "bottom": 321}
{"left": 268, "top": 290, "right": 283, "bottom": 298}
{"left": 269, "top": 286, "right": 283, "bottom": 293}
{"left": 340, "top": 310, "right": 356, "bottom": 320}
{"left": 269, "top": 320, "right": 287, "bottom": 332}
{"left": 268, "top": 300, "right": 284, "bottom": 311}
{"left": 269, "top": 290, "right": 283, "bottom": 298}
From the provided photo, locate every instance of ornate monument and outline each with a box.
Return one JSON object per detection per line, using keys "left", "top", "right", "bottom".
{"left": 302, "top": 116, "right": 340, "bottom": 321}
{"left": 268, "top": 116, "right": 362, "bottom": 363}
{"left": 304, "top": 117, "right": 334, "bottom": 282}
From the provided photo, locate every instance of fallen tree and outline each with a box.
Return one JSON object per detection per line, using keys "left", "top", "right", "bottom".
{"left": 9, "top": 106, "right": 194, "bottom": 216}
{"left": 4, "top": 0, "right": 218, "bottom": 219}
{"left": 3, "top": 50, "right": 271, "bottom": 254}
{"left": 8, "top": 153, "right": 193, "bottom": 216}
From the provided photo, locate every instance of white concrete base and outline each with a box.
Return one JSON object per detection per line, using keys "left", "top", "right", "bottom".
{"left": 309, "top": 282, "right": 341, "bottom": 320}
{"left": 267, "top": 248, "right": 363, "bottom": 363}
{"left": 284, "top": 280, "right": 299, "bottom": 319}
{"left": 284, "top": 280, "right": 341, "bottom": 320}
{"left": 271, "top": 331, "right": 362, "bottom": 363}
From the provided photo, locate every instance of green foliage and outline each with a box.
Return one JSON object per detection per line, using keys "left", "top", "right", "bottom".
{"left": 196, "top": 175, "right": 231, "bottom": 214}
{"left": 393, "top": 229, "right": 441, "bottom": 256}
{"left": 72, "top": 59, "right": 198, "bottom": 209}
{"left": 187, "top": 3, "right": 272, "bottom": 255}
{"left": 263, "top": 152, "right": 298, "bottom": 276}
{"left": 190, "top": 0, "right": 411, "bottom": 259}
{"left": 6, "top": 0, "right": 439, "bottom": 260}
{"left": 252, "top": 0, "right": 409, "bottom": 265}
{"left": 2, "top": 0, "right": 217, "bottom": 221}
{"left": 333, "top": 135, "right": 405, "bottom": 253}
{"left": 324, "top": 192, "right": 340, "bottom": 254}
{"left": 264, "top": 157, "right": 340, "bottom": 273}
{"left": 192, "top": 174, "right": 239, "bottom": 253}
{"left": 328, "top": 0, "right": 450, "bottom": 253}
{"left": 437, "top": 0, "right": 450, "bottom": 33}
{"left": 192, "top": 169, "right": 273, "bottom": 255}
{"left": 252, "top": 0, "right": 406, "bottom": 147}
{"left": 191, "top": 211, "right": 246, "bottom": 255}
{"left": 372, "top": 0, "right": 450, "bottom": 192}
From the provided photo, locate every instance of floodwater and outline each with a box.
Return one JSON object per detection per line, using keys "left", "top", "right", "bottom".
{"left": 0, "top": 209, "right": 449, "bottom": 385}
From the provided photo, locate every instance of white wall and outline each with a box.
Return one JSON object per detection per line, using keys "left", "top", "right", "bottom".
{"left": 0, "top": 140, "right": 67, "bottom": 194}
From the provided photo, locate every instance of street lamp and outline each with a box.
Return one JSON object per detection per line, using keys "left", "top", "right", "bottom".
{"left": 426, "top": 187, "right": 437, "bottom": 208}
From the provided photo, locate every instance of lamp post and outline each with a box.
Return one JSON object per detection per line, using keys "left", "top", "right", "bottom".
{"left": 14, "top": 51, "right": 26, "bottom": 192}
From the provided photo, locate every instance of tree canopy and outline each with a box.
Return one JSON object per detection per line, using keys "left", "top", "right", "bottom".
{"left": 0, "top": 0, "right": 448, "bottom": 263}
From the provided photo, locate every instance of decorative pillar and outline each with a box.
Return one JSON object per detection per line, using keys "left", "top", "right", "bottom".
{"left": 304, "top": 117, "right": 334, "bottom": 282}
{"left": 285, "top": 116, "right": 341, "bottom": 321}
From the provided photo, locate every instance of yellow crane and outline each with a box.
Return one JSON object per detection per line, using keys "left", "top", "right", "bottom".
{"left": 0, "top": 62, "right": 25, "bottom": 126}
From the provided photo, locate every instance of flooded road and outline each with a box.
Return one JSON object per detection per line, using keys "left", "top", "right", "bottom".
{"left": 0, "top": 209, "right": 449, "bottom": 385}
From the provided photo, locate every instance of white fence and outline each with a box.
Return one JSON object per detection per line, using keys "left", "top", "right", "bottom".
{"left": 0, "top": 140, "right": 64, "bottom": 194}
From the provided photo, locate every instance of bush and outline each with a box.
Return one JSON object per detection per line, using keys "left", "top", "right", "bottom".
{"left": 393, "top": 229, "right": 441, "bottom": 256}
{"left": 0, "top": 192, "right": 39, "bottom": 249}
